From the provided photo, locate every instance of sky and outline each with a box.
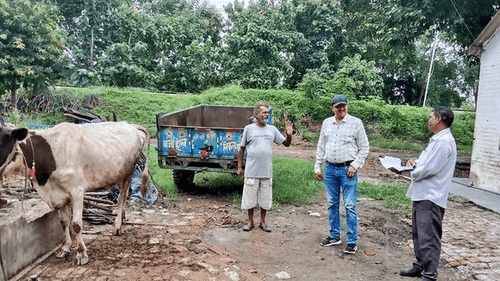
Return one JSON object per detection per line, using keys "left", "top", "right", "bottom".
{"left": 208, "top": 0, "right": 245, "bottom": 13}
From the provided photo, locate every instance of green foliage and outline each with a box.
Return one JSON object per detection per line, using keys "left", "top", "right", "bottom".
{"left": 286, "top": 0, "right": 343, "bottom": 88}
{"left": 0, "top": 0, "right": 67, "bottom": 102}
{"left": 222, "top": 0, "right": 305, "bottom": 89}
{"left": 451, "top": 112, "right": 475, "bottom": 148}
{"left": 351, "top": 101, "right": 431, "bottom": 142}
{"left": 299, "top": 54, "right": 384, "bottom": 120}
{"left": 89, "top": 87, "right": 203, "bottom": 134}
{"left": 69, "top": 69, "right": 101, "bottom": 87}
{"left": 326, "top": 54, "right": 384, "bottom": 100}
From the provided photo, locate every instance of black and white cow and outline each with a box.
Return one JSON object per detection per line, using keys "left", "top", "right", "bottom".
{"left": 0, "top": 121, "right": 149, "bottom": 265}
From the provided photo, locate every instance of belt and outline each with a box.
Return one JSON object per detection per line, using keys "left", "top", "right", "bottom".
{"left": 327, "top": 160, "right": 353, "bottom": 167}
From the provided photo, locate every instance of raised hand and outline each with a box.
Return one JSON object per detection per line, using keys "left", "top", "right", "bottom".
{"left": 283, "top": 110, "right": 293, "bottom": 136}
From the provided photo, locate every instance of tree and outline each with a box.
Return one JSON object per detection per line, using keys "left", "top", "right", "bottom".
{"left": 56, "top": 0, "right": 125, "bottom": 70}
{"left": 0, "top": 0, "right": 67, "bottom": 109}
{"left": 339, "top": 0, "right": 494, "bottom": 107}
{"left": 286, "top": 0, "right": 344, "bottom": 89}
{"left": 222, "top": 0, "right": 307, "bottom": 89}
{"left": 399, "top": 0, "right": 500, "bottom": 46}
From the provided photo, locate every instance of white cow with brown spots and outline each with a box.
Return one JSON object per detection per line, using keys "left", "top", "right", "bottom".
{"left": 0, "top": 122, "right": 149, "bottom": 265}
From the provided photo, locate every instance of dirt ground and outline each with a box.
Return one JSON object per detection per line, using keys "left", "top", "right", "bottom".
{"left": 21, "top": 137, "right": 470, "bottom": 281}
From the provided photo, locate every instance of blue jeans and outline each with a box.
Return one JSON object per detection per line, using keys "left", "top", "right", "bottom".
{"left": 324, "top": 163, "right": 358, "bottom": 245}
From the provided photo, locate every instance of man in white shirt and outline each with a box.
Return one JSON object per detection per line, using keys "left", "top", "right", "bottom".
{"left": 314, "top": 94, "right": 369, "bottom": 254}
{"left": 400, "top": 107, "right": 457, "bottom": 281}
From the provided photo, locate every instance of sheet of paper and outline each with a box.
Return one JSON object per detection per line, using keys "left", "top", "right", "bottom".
{"left": 379, "top": 156, "right": 414, "bottom": 172}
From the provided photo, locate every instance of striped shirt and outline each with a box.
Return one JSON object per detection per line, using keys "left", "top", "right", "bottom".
{"left": 406, "top": 128, "right": 457, "bottom": 208}
{"left": 314, "top": 114, "right": 370, "bottom": 173}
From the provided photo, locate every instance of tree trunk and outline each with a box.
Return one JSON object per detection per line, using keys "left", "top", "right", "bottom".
{"left": 10, "top": 85, "right": 17, "bottom": 110}
{"left": 90, "top": 27, "right": 94, "bottom": 69}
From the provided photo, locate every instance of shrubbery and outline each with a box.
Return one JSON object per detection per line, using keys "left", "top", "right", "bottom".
{"left": 8, "top": 86, "right": 475, "bottom": 153}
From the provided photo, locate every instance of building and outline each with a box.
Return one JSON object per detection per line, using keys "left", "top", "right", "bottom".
{"left": 467, "top": 10, "right": 500, "bottom": 194}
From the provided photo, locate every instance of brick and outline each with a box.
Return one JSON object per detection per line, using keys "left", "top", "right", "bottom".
{"left": 449, "top": 260, "right": 462, "bottom": 268}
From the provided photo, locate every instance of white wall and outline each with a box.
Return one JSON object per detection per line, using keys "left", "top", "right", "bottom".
{"left": 470, "top": 30, "right": 500, "bottom": 193}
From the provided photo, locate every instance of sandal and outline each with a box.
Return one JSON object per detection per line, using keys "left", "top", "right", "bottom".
{"left": 259, "top": 225, "right": 271, "bottom": 232}
{"left": 242, "top": 224, "right": 254, "bottom": 231}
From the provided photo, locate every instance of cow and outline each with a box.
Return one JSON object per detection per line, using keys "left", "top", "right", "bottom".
{"left": 0, "top": 121, "right": 149, "bottom": 265}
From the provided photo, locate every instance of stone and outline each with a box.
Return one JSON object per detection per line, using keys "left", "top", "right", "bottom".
{"left": 364, "top": 250, "right": 376, "bottom": 256}
{"left": 275, "top": 271, "right": 291, "bottom": 279}
{"left": 472, "top": 274, "right": 490, "bottom": 280}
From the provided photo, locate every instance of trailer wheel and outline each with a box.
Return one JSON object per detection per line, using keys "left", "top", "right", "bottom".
{"left": 173, "top": 170, "right": 195, "bottom": 190}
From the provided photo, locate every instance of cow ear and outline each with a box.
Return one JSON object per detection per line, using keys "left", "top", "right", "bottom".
{"left": 12, "top": 128, "right": 28, "bottom": 141}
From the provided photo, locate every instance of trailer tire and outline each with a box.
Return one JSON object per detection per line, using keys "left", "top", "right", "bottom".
{"left": 173, "top": 170, "right": 195, "bottom": 190}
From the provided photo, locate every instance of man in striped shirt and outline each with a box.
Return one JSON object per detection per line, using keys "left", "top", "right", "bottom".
{"left": 314, "top": 94, "right": 369, "bottom": 254}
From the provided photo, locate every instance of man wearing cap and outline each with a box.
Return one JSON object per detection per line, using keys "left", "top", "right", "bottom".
{"left": 314, "top": 94, "right": 369, "bottom": 254}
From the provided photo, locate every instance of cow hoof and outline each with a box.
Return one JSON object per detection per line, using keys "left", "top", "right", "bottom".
{"left": 77, "top": 256, "right": 89, "bottom": 266}
{"left": 113, "top": 226, "right": 122, "bottom": 236}
{"left": 55, "top": 250, "right": 70, "bottom": 259}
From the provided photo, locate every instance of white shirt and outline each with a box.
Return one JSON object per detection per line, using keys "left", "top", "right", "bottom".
{"left": 314, "top": 114, "right": 369, "bottom": 173}
{"left": 406, "top": 128, "right": 457, "bottom": 208}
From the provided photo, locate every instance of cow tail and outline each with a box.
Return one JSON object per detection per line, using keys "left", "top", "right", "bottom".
{"left": 133, "top": 124, "right": 150, "bottom": 197}
{"left": 140, "top": 163, "right": 149, "bottom": 197}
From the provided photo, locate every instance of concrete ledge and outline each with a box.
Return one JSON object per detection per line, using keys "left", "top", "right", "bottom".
{"left": 0, "top": 201, "right": 63, "bottom": 281}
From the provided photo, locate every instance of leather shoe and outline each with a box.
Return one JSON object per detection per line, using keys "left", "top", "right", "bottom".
{"left": 399, "top": 267, "right": 422, "bottom": 277}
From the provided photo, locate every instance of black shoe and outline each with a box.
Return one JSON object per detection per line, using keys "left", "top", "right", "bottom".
{"left": 320, "top": 237, "right": 341, "bottom": 247}
{"left": 344, "top": 243, "right": 357, "bottom": 254}
{"left": 399, "top": 267, "right": 422, "bottom": 277}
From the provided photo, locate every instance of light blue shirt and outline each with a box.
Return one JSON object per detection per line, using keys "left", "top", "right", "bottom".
{"left": 406, "top": 128, "right": 457, "bottom": 208}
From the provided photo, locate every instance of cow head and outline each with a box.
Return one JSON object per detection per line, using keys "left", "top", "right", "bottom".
{"left": 0, "top": 126, "right": 28, "bottom": 170}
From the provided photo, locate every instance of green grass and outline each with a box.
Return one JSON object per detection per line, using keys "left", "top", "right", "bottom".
{"left": 146, "top": 155, "right": 325, "bottom": 210}
{"left": 358, "top": 181, "right": 412, "bottom": 217}
{"left": 369, "top": 135, "right": 424, "bottom": 152}
{"left": 6, "top": 110, "right": 65, "bottom": 128}
{"left": 272, "top": 157, "right": 324, "bottom": 206}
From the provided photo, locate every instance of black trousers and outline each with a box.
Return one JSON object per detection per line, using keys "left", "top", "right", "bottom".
{"left": 412, "top": 200, "right": 445, "bottom": 281}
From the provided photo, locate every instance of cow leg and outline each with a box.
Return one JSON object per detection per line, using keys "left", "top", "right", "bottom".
{"left": 56, "top": 205, "right": 72, "bottom": 258}
{"left": 113, "top": 179, "right": 129, "bottom": 236}
{"left": 71, "top": 195, "right": 89, "bottom": 265}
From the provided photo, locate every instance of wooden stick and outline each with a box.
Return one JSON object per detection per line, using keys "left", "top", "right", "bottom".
{"left": 86, "top": 191, "right": 111, "bottom": 196}
{"left": 84, "top": 195, "right": 115, "bottom": 205}
{"left": 84, "top": 200, "right": 114, "bottom": 212}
